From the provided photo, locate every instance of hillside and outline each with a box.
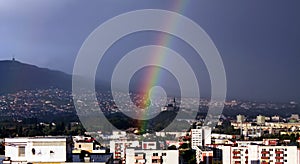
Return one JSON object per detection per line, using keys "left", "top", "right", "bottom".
{"left": 0, "top": 60, "right": 72, "bottom": 94}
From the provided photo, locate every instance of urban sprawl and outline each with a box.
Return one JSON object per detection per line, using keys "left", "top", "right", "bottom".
{"left": 0, "top": 88, "right": 299, "bottom": 164}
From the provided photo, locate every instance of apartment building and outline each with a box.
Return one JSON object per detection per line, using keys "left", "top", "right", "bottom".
{"left": 191, "top": 126, "right": 212, "bottom": 150}
{"left": 109, "top": 140, "right": 140, "bottom": 163}
{"left": 4, "top": 136, "right": 72, "bottom": 164}
{"left": 208, "top": 144, "right": 299, "bottom": 164}
{"left": 125, "top": 148, "right": 178, "bottom": 164}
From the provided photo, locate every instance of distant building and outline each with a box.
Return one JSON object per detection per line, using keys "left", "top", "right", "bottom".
{"left": 290, "top": 114, "right": 299, "bottom": 121}
{"left": 161, "top": 98, "right": 178, "bottom": 112}
{"left": 271, "top": 115, "right": 281, "bottom": 122}
{"left": 237, "top": 114, "right": 245, "bottom": 123}
{"left": 141, "top": 141, "right": 157, "bottom": 150}
{"left": 257, "top": 115, "right": 266, "bottom": 125}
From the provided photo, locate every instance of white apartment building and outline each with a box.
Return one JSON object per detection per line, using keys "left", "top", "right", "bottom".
{"left": 213, "top": 145, "right": 299, "bottom": 164}
{"left": 259, "top": 146, "right": 298, "bottom": 164}
{"left": 126, "top": 148, "right": 178, "bottom": 164}
{"left": 191, "top": 129, "right": 203, "bottom": 150}
{"left": 141, "top": 141, "right": 157, "bottom": 150}
{"left": 4, "top": 137, "right": 71, "bottom": 164}
{"left": 191, "top": 126, "right": 211, "bottom": 150}
{"left": 109, "top": 140, "right": 140, "bottom": 162}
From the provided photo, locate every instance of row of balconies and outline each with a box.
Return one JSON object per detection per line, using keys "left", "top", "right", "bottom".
{"left": 261, "top": 156, "right": 284, "bottom": 160}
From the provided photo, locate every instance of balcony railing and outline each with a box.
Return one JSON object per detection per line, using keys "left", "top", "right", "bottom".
{"left": 152, "top": 156, "right": 162, "bottom": 160}
{"left": 135, "top": 156, "right": 145, "bottom": 160}
{"left": 275, "top": 156, "right": 283, "bottom": 159}
{"left": 233, "top": 156, "right": 240, "bottom": 159}
{"left": 261, "top": 151, "right": 269, "bottom": 154}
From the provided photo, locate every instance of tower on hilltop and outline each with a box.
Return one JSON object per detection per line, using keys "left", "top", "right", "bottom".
{"left": 12, "top": 54, "right": 16, "bottom": 62}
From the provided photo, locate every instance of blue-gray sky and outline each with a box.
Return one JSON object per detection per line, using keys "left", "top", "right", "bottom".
{"left": 0, "top": 0, "right": 299, "bottom": 102}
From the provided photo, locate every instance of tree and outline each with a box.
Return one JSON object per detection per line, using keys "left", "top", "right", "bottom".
{"left": 168, "top": 145, "right": 177, "bottom": 150}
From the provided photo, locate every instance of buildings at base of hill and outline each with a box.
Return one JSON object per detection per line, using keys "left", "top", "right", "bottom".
{"left": 3, "top": 133, "right": 300, "bottom": 164}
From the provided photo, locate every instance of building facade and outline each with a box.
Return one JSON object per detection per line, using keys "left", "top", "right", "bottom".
{"left": 191, "top": 126, "right": 212, "bottom": 150}
{"left": 125, "top": 149, "right": 179, "bottom": 164}
{"left": 4, "top": 137, "right": 72, "bottom": 164}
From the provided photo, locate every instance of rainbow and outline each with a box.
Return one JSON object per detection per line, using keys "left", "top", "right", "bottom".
{"left": 136, "top": 1, "right": 189, "bottom": 132}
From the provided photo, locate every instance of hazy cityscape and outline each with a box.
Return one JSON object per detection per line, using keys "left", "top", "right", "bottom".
{"left": 0, "top": 77, "right": 300, "bottom": 163}
{"left": 1, "top": 1, "right": 300, "bottom": 164}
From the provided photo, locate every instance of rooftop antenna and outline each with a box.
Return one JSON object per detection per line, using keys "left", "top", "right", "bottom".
{"left": 12, "top": 54, "right": 16, "bottom": 61}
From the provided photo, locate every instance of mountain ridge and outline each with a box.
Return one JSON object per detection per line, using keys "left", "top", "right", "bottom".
{"left": 0, "top": 60, "right": 72, "bottom": 94}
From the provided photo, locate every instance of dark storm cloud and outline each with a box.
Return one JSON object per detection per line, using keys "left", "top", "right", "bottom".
{"left": 0, "top": 0, "right": 299, "bottom": 102}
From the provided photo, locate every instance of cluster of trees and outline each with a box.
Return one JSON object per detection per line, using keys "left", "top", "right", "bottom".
{"left": 212, "top": 119, "right": 240, "bottom": 135}
{"left": 249, "top": 133, "right": 300, "bottom": 147}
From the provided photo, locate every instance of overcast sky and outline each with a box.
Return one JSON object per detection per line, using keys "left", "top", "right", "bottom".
{"left": 0, "top": 0, "right": 299, "bottom": 102}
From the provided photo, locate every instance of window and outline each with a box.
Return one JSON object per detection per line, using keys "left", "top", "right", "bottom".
{"left": 18, "top": 146, "right": 25, "bottom": 157}
{"left": 162, "top": 153, "right": 167, "bottom": 156}
{"left": 153, "top": 153, "right": 158, "bottom": 156}
{"left": 32, "top": 148, "right": 35, "bottom": 155}
{"left": 50, "top": 150, "right": 54, "bottom": 158}
{"left": 284, "top": 154, "right": 287, "bottom": 157}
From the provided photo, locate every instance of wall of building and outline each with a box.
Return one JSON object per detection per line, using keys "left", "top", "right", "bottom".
{"left": 26, "top": 138, "right": 67, "bottom": 163}
{"left": 126, "top": 149, "right": 178, "bottom": 164}
{"left": 5, "top": 137, "right": 68, "bottom": 163}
